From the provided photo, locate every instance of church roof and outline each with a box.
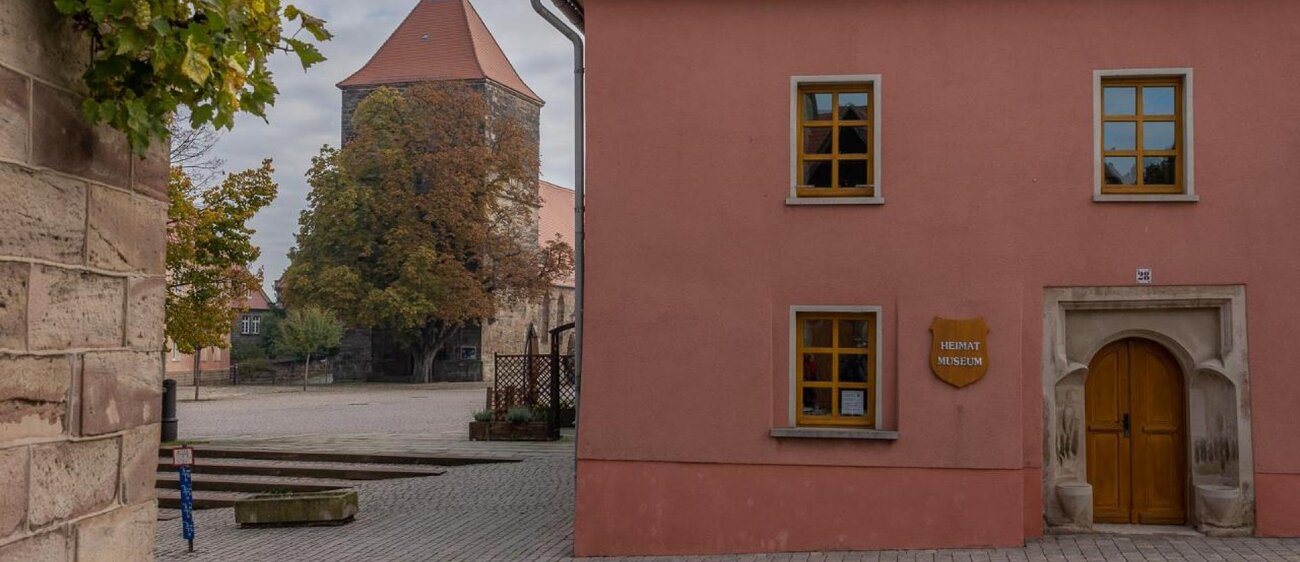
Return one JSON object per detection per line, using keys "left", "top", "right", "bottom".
{"left": 337, "top": 0, "right": 542, "bottom": 105}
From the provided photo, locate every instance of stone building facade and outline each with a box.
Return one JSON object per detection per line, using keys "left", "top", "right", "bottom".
{"left": 0, "top": 1, "right": 165, "bottom": 559}
{"left": 333, "top": 0, "right": 571, "bottom": 383}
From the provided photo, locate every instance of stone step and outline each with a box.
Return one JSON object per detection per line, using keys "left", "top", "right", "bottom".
{"left": 155, "top": 472, "right": 355, "bottom": 494}
{"left": 158, "top": 446, "right": 516, "bottom": 466}
{"left": 156, "top": 457, "right": 447, "bottom": 480}
{"left": 156, "top": 489, "right": 249, "bottom": 510}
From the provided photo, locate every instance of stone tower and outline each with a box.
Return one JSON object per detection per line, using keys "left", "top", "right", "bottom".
{"left": 337, "top": 0, "right": 543, "bottom": 145}
{"left": 335, "top": 0, "right": 556, "bottom": 382}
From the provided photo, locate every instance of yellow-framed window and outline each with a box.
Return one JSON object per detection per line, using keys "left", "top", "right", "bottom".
{"left": 1100, "top": 76, "right": 1184, "bottom": 194}
{"left": 796, "top": 311, "right": 876, "bottom": 427}
{"left": 796, "top": 83, "right": 873, "bottom": 198}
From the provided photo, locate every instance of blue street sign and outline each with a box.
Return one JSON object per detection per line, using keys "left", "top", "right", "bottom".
{"left": 179, "top": 466, "right": 195, "bottom": 545}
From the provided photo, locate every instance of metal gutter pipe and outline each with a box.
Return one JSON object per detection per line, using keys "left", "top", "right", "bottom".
{"left": 530, "top": 0, "right": 584, "bottom": 434}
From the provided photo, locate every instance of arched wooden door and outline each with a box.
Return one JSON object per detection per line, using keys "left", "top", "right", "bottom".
{"left": 1085, "top": 338, "right": 1187, "bottom": 524}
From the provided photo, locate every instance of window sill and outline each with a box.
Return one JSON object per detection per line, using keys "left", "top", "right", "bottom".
{"left": 1093, "top": 193, "right": 1198, "bottom": 203}
{"left": 770, "top": 427, "right": 899, "bottom": 440}
{"left": 786, "top": 196, "right": 884, "bottom": 206}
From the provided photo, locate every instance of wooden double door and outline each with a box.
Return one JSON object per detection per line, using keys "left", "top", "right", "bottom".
{"left": 1085, "top": 338, "right": 1187, "bottom": 524}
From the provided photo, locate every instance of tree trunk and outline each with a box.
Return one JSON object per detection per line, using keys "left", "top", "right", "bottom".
{"left": 193, "top": 351, "right": 200, "bottom": 401}
{"left": 303, "top": 352, "right": 310, "bottom": 391}
{"left": 412, "top": 324, "right": 453, "bottom": 383}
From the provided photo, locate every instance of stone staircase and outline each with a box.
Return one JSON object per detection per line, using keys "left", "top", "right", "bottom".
{"left": 155, "top": 446, "right": 517, "bottom": 510}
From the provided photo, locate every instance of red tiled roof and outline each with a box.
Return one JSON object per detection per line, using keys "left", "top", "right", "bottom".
{"left": 538, "top": 179, "right": 575, "bottom": 287}
{"left": 337, "top": 0, "right": 542, "bottom": 104}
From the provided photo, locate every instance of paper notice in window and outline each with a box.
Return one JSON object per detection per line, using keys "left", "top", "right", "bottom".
{"left": 841, "top": 389, "right": 865, "bottom": 417}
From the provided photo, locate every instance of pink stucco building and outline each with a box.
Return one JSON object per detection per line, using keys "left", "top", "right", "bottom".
{"left": 562, "top": 0, "right": 1300, "bottom": 556}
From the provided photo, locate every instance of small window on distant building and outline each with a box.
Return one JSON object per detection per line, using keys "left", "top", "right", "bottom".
{"left": 171, "top": 347, "right": 178, "bottom": 362}
{"left": 240, "top": 315, "right": 251, "bottom": 335}
{"left": 251, "top": 315, "right": 261, "bottom": 335}
{"left": 1096, "top": 71, "right": 1193, "bottom": 200}
{"left": 794, "top": 309, "right": 878, "bottom": 428}
{"left": 791, "top": 77, "right": 881, "bottom": 203}
{"left": 213, "top": 347, "right": 220, "bottom": 361}
{"left": 459, "top": 346, "right": 478, "bottom": 360}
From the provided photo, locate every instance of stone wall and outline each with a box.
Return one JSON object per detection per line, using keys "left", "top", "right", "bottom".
{"left": 0, "top": 1, "right": 164, "bottom": 559}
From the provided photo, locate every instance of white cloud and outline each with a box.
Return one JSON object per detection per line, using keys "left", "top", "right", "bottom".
{"left": 207, "top": 0, "right": 577, "bottom": 299}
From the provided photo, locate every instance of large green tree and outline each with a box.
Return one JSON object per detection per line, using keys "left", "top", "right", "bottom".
{"left": 167, "top": 161, "right": 277, "bottom": 397}
{"left": 279, "top": 83, "right": 573, "bottom": 382}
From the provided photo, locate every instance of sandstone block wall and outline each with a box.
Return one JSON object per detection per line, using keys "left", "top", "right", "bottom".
{"left": 0, "top": 1, "right": 165, "bottom": 559}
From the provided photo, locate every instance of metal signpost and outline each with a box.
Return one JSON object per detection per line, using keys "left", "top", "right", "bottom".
{"left": 171, "top": 446, "right": 196, "bottom": 553}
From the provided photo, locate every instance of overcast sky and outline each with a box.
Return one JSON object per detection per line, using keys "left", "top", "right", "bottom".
{"left": 207, "top": 0, "right": 577, "bottom": 299}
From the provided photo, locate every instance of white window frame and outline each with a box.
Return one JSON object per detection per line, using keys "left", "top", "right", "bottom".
{"left": 240, "top": 315, "right": 251, "bottom": 335}
{"left": 784, "top": 305, "right": 885, "bottom": 432}
{"left": 170, "top": 347, "right": 178, "bottom": 362}
{"left": 251, "top": 315, "right": 261, "bottom": 335}
{"left": 788, "top": 74, "right": 884, "bottom": 206}
{"left": 1093, "top": 68, "right": 1197, "bottom": 203}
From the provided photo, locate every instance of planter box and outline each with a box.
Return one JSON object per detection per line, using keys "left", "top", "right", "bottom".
{"left": 469, "top": 421, "right": 555, "bottom": 441}
{"left": 235, "top": 489, "right": 358, "bottom": 528}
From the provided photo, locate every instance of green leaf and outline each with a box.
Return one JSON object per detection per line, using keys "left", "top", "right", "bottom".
{"left": 285, "top": 38, "right": 325, "bottom": 70}
{"left": 181, "top": 36, "right": 213, "bottom": 84}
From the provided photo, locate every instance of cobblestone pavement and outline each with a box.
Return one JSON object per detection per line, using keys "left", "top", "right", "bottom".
{"left": 173, "top": 382, "right": 488, "bottom": 439}
{"left": 155, "top": 385, "right": 1300, "bottom": 561}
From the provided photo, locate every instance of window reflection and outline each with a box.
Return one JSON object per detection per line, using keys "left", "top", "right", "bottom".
{"left": 1103, "top": 122, "right": 1136, "bottom": 150}
{"left": 1105, "top": 157, "right": 1137, "bottom": 185}
{"left": 803, "top": 161, "right": 832, "bottom": 187}
{"left": 802, "top": 388, "right": 832, "bottom": 417}
{"left": 1143, "top": 122, "right": 1175, "bottom": 150}
{"left": 839, "top": 127, "right": 868, "bottom": 154}
{"left": 839, "top": 92, "right": 868, "bottom": 120}
{"left": 1143, "top": 87, "right": 1175, "bottom": 115}
{"left": 804, "top": 93, "right": 833, "bottom": 121}
{"left": 839, "top": 160, "right": 867, "bottom": 187}
{"left": 840, "top": 355, "right": 867, "bottom": 383}
{"left": 1104, "top": 87, "right": 1136, "bottom": 115}
{"left": 1143, "top": 157, "right": 1176, "bottom": 184}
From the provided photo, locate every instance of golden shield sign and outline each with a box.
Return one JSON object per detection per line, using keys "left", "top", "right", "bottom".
{"left": 929, "top": 317, "right": 990, "bottom": 388}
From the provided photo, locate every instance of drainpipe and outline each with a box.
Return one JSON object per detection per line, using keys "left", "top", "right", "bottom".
{"left": 530, "top": 0, "right": 584, "bottom": 432}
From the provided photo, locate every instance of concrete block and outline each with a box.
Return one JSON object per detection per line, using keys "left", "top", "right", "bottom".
{"left": 27, "top": 265, "right": 124, "bottom": 351}
{"left": 0, "top": 165, "right": 87, "bottom": 265}
{"left": 87, "top": 185, "right": 166, "bottom": 275}
{"left": 0, "top": 446, "right": 29, "bottom": 538}
{"left": 0, "top": 355, "right": 72, "bottom": 442}
{"left": 29, "top": 438, "right": 118, "bottom": 527}
{"left": 81, "top": 351, "right": 161, "bottom": 436}
{"left": 75, "top": 501, "right": 154, "bottom": 562}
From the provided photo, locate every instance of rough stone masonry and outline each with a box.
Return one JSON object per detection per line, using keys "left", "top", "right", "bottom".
{"left": 0, "top": 1, "right": 166, "bottom": 559}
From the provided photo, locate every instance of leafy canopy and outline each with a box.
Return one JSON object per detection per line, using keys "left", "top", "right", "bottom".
{"left": 275, "top": 306, "right": 343, "bottom": 359}
{"left": 166, "top": 161, "right": 277, "bottom": 353}
{"left": 52, "top": 0, "right": 331, "bottom": 153}
{"left": 280, "top": 83, "right": 573, "bottom": 377}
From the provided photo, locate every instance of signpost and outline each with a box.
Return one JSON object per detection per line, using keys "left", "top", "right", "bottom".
{"left": 171, "top": 447, "right": 196, "bottom": 553}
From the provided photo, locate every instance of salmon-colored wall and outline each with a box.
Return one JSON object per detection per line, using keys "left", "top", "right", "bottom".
{"left": 578, "top": 0, "right": 1300, "bottom": 555}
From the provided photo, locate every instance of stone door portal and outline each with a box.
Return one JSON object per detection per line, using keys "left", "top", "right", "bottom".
{"left": 1085, "top": 338, "right": 1187, "bottom": 524}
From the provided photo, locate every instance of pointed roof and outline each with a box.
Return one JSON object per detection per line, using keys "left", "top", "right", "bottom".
{"left": 337, "top": 0, "right": 542, "bottom": 105}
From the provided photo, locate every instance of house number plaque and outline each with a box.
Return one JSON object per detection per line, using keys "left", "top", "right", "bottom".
{"left": 929, "top": 317, "right": 990, "bottom": 388}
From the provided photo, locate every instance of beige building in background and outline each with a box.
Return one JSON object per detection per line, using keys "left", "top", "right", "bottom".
{"left": 0, "top": 1, "right": 166, "bottom": 558}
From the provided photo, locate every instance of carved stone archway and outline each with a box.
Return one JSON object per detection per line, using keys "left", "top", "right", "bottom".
{"left": 1042, "top": 286, "right": 1253, "bottom": 534}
